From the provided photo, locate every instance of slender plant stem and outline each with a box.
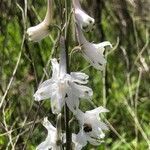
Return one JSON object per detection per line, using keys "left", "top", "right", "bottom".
{"left": 59, "top": 37, "right": 70, "bottom": 150}
{"left": 64, "top": 0, "right": 72, "bottom": 149}
{"left": 134, "top": 69, "right": 142, "bottom": 148}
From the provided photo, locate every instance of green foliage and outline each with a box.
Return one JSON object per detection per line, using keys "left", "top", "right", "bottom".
{"left": 0, "top": 0, "right": 149, "bottom": 149}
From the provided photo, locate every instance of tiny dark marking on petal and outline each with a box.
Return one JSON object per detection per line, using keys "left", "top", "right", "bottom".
{"left": 98, "top": 62, "right": 102, "bottom": 66}
{"left": 92, "top": 60, "right": 95, "bottom": 64}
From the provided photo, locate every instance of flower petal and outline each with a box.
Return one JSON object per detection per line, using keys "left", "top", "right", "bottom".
{"left": 75, "top": 130, "right": 88, "bottom": 147}
{"left": 37, "top": 118, "right": 56, "bottom": 150}
{"left": 82, "top": 42, "right": 107, "bottom": 70}
{"left": 87, "top": 127, "right": 105, "bottom": 139}
{"left": 65, "top": 92, "right": 79, "bottom": 113}
{"left": 43, "top": 117, "right": 56, "bottom": 131}
{"left": 86, "top": 135, "right": 103, "bottom": 146}
{"left": 98, "top": 122, "right": 109, "bottom": 131}
{"left": 50, "top": 93, "right": 64, "bottom": 114}
{"left": 51, "top": 58, "right": 59, "bottom": 79}
{"left": 75, "top": 9, "right": 95, "bottom": 32}
{"left": 38, "top": 79, "right": 53, "bottom": 89}
{"left": 36, "top": 138, "right": 52, "bottom": 150}
{"left": 94, "top": 41, "right": 112, "bottom": 54}
{"left": 71, "top": 72, "right": 89, "bottom": 84}
{"left": 73, "top": 0, "right": 95, "bottom": 32}
{"left": 34, "top": 83, "right": 54, "bottom": 101}
{"left": 27, "top": 22, "right": 50, "bottom": 42}
{"left": 27, "top": 0, "right": 52, "bottom": 42}
{"left": 86, "top": 106, "right": 109, "bottom": 116}
{"left": 76, "top": 26, "right": 110, "bottom": 70}
{"left": 72, "top": 133, "right": 86, "bottom": 150}
{"left": 69, "top": 82, "right": 93, "bottom": 99}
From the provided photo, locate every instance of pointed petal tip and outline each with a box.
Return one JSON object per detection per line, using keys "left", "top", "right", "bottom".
{"left": 105, "top": 41, "right": 112, "bottom": 48}
{"left": 43, "top": 117, "right": 48, "bottom": 123}
{"left": 33, "top": 93, "right": 41, "bottom": 101}
{"left": 26, "top": 23, "right": 50, "bottom": 42}
{"left": 51, "top": 58, "right": 58, "bottom": 63}
{"left": 108, "top": 42, "right": 113, "bottom": 48}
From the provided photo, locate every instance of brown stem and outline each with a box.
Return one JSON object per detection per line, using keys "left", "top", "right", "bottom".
{"left": 64, "top": 0, "right": 72, "bottom": 149}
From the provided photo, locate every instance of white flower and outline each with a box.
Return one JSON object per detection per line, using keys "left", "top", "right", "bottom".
{"left": 34, "top": 58, "right": 93, "bottom": 114}
{"left": 27, "top": 0, "right": 52, "bottom": 42}
{"left": 36, "top": 117, "right": 61, "bottom": 150}
{"left": 77, "top": 25, "right": 112, "bottom": 70}
{"left": 74, "top": 107, "right": 109, "bottom": 147}
{"left": 73, "top": 0, "right": 95, "bottom": 32}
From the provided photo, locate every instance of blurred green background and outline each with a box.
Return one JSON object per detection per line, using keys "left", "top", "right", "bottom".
{"left": 0, "top": 0, "right": 150, "bottom": 149}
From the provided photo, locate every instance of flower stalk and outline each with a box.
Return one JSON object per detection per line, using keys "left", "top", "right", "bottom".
{"left": 56, "top": 113, "right": 62, "bottom": 148}
{"left": 59, "top": 36, "right": 71, "bottom": 149}
{"left": 64, "top": 0, "right": 72, "bottom": 149}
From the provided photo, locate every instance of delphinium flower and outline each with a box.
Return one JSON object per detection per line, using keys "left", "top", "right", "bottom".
{"left": 76, "top": 25, "right": 112, "bottom": 70}
{"left": 34, "top": 58, "right": 93, "bottom": 114}
{"left": 73, "top": 0, "right": 95, "bottom": 32}
{"left": 36, "top": 117, "right": 62, "bottom": 150}
{"left": 73, "top": 107, "right": 109, "bottom": 148}
{"left": 27, "top": 0, "right": 52, "bottom": 42}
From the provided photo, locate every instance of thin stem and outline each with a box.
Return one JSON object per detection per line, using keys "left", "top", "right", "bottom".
{"left": 124, "top": 100, "right": 150, "bottom": 149}
{"left": 64, "top": 0, "right": 72, "bottom": 149}
{"left": 134, "top": 69, "right": 142, "bottom": 148}
{"left": 56, "top": 114, "right": 62, "bottom": 149}
{"left": 64, "top": 104, "right": 71, "bottom": 150}
{"left": 102, "top": 63, "right": 107, "bottom": 107}
{"left": 59, "top": 36, "right": 71, "bottom": 150}
{"left": 60, "top": 37, "right": 67, "bottom": 75}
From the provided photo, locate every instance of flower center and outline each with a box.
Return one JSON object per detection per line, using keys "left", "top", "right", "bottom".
{"left": 83, "top": 123, "right": 92, "bottom": 132}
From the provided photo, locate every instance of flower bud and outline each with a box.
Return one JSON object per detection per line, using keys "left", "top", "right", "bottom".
{"left": 27, "top": 0, "right": 52, "bottom": 42}
{"left": 73, "top": 0, "right": 95, "bottom": 32}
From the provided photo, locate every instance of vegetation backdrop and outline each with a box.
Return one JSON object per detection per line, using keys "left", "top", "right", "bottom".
{"left": 0, "top": 0, "right": 150, "bottom": 149}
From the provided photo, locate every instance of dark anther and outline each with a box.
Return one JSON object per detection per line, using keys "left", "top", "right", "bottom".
{"left": 56, "top": 139, "right": 62, "bottom": 146}
{"left": 89, "top": 20, "right": 93, "bottom": 24}
{"left": 82, "top": 25, "right": 88, "bottom": 30}
{"left": 65, "top": 94, "right": 68, "bottom": 98}
{"left": 83, "top": 123, "right": 92, "bottom": 132}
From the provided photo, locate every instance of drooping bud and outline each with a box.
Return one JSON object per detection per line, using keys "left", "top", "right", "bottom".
{"left": 73, "top": 0, "right": 95, "bottom": 32}
{"left": 27, "top": 0, "right": 52, "bottom": 42}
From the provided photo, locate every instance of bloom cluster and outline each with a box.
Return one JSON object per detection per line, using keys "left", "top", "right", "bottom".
{"left": 34, "top": 58, "right": 93, "bottom": 114}
{"left": 27, "top": 0, "right": 112, "bottom": 149}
